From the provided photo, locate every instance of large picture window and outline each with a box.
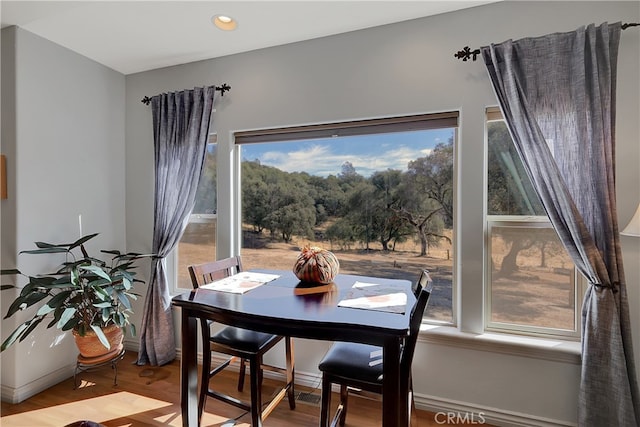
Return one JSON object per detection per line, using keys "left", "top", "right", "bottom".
{"left": 235, "top": 113, "right": 457, "bottom": 323}
{"left": 486, "top": 108, "right": 581, "bottom": 337}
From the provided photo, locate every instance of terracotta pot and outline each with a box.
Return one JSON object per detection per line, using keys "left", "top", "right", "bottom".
{"left": 73, "top": 325, "right": 123, "bottom": 360}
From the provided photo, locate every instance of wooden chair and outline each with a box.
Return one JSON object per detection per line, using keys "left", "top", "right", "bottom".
{"left": 318, "top": 270, "right": 433, "bottom": 427}
{"left": 188, "top": 256, "right": 296, "bottom": 425}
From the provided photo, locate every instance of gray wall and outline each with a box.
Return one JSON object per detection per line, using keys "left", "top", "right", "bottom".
{"left": 0, "top": 27, "right": 126, "bottom": 402}
{"left": 125, "top": 2, "right": 639, "bottom": 424}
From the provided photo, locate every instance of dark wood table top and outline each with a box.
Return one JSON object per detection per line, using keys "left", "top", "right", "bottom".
{"left": 172, "top": 269, "right": 415, "bottom": 345}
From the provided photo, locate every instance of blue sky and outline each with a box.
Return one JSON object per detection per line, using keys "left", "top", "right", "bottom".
{"left": 241, "top": 128, "right": 454, "bottom": 177}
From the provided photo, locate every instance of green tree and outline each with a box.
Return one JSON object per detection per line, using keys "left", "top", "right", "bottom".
{"left": 242, "top": 160, "right": 277, "bottom": 232}
{"left": 393, "top": 178, "right": 447, "bottom": 256}
{"left": 370, "top": 170, "right": 413, "bottom": 250}
{"left": 306, "top": 174, "right": 347, "bottom": 222}
{"left": 264, "top": 177, "right": 316, "bottom": 242}
{"left": 337, "top": 161, "right": 365, "bottom": 191}
{"left": 326, "top": 220, "right": 357, "bottom": 250}
{"left": 406, "top": 139, "right": 454, "bottom": 227}
{"left": 242, "top": 160, "right": 316, "bottom": 242}
{"left": 396, "top": 139, "right": 454, "bottom": 256}
{"left": 266, "top": 202, "right": 316, "bottom": 242}
{"left": 343, "top": 181, "right": 378, "bottom": 250}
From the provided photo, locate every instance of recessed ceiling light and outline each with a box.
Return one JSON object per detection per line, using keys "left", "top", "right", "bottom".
{"left": 212, "top": 14, "right": 237, "bottom": 31}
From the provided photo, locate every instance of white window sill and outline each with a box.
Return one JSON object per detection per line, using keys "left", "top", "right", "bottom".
{"left": 419, "top": 324, "right": 581, "bottom": 365}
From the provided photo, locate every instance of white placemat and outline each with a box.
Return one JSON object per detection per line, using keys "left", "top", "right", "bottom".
{"left": 200, "top": 272, "right": 280, "bottom": 294}
{"left": 338, "top": 281, "right": 408, "bottom": 314}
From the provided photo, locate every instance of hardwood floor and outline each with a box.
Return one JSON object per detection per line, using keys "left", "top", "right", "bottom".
{"left": 1, "top": 351, "right": 451, "bottom": 426}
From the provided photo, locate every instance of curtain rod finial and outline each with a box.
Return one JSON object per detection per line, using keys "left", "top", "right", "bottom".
{"left": 216, "top": 83, "right": 231, "bottom": 96}
{"left": 454, "top": 46, "right": 481, "bottom": 62}
{"left": 141, "top": 96, "right": 152, "bottom": 105}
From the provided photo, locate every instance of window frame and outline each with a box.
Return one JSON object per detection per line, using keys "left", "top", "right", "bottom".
{"left": 484, "top": 216, "right": 582, "bottom": 339}
{"left": 484, "top": 108, "right": 584, "bottom": 340}
{"left": 172, "top": 136, "right": 219, "bottom": 294}
{"left": 233, "top": 111, "right": 459, "bottom": 325}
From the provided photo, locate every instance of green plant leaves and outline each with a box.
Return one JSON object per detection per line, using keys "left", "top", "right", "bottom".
{"left": 46, "top": 290, "right": 73, "bottom": 308}
{"left": 0, "top": 317, "right": 45, "bottom": 351}
{"left": 56, "top": 307, "right": 77, "bottom": 329}
{"left": 117, "top": 292, "right": 132, "bottom": 311}
{"left": 1, "top": 234, "right": 154, "bottom": 353}
{"left": 79, "top": 265, "right": 112, "bottom": 282}
{"left": 36, "top": 304, "right": 55, "bottom": 316}
{"left": 92, "top": 285, "right": 109, "bottom": 300}
{"left": 69, "top": 233, "right": 100, "bottom": 250}
{"left": 93, "top": 302, "right": 112, "bottom": 308}
{"left": 5, "top": 291, "right": 49, "bottom": 318}
{"left": 90, "top": 325, "right": 110, "bottom": 350}
{"left": 22, "top": 247, "right": 69, "bottom": 254}
{"left": 1, "top": 323, "right": 29, "bottom": 351}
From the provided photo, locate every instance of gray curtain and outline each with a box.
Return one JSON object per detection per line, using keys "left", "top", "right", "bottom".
{"left": 481, "top": 23, "right": 639, "bottom": 425}
{"left": 136, "top": 86, "right": 216, "bottom": 366}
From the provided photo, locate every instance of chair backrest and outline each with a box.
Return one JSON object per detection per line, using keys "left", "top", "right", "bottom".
{"left": 412, "top": 269, "right": 433, "bottom": 297}
{"left": 188, "top": 256, "right": 244, "bottom": 289}
{"left": 401, "top": 270, "right": 433, "bottom": 373}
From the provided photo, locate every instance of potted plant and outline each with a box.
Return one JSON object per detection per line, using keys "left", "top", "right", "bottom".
{"left": 1, "top": 233, "right": 154, "bottom": 359}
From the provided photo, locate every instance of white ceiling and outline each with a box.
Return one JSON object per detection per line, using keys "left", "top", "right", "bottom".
{"left": 0, "top": 1, "right": 497, "bottom": 75}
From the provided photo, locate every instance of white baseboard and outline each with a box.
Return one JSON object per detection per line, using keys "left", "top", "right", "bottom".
{"left": 1, "top": 363, "right": 75, "bottom": 404}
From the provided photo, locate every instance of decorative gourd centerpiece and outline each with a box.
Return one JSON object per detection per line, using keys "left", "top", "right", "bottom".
{"left": 293, "top": 246, "right": 340, "bottom": 285}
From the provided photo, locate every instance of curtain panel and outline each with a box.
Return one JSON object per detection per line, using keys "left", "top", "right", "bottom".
{"left": 137, "top": 86, "right": 216, "bottom": 366}
{"left": 481, "top": 22, "right": 639, "bottom": 425}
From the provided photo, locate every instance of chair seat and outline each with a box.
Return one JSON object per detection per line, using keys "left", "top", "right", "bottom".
{"left": 211, "top": 326, "right": 280, "bottom": 353}
{"left": 318, "top": 270, "right": 433, "bottom": 427}
{"left": 319, "top": 342, "right": 383, "bottom": 384}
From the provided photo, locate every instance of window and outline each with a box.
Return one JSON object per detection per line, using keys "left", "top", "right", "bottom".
{"left": 235, "top": 113, "right": 457, "bottom": 323}
{"left": 486, "top": 108, "right": 581, "bottom": 338}
{"left": 176, "top": 141, "right": 217, "bottom": 289}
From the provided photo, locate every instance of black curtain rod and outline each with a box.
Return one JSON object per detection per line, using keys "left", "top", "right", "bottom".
{"left": 454, "top": 22, "right": 639, "bottom": 62}
{"left": 141, "top": 83, "right": 231, "bottom": 105}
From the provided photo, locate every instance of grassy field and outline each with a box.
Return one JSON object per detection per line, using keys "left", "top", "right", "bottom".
{"left": 178, "top": 221, "right": 575, "bottom": 328}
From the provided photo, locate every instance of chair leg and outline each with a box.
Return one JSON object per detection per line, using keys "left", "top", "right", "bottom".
{"left": 249, "top": 355, "right": 263, "bottom": 427}
{"left": 285, "top": 337, "right": 296, "bottom": 409}
{"left": 338, "top": 384, "right": 348, "bottom": 426}
{"left": 198, "top": 321, "right": 212, "bottom": 422}
{"left": 198, "top": 348, "right": 210, "bottom": 421}
{"left": 409, "top": 389, "right": 418, "bottom": 427}
{"left": 238, "top": 358, "right": 247, "bottom": 392}
{"left": 320, "top": 374, "right": 332, "bottom": 427}
{"left": 408, "top": 376, "right": 417, "bottom": 427}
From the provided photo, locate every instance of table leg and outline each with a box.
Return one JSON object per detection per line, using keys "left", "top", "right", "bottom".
{"left": 382, "top": 338, "right": 405, "bottom": 427}
{"left": 249, "top": 356, "right": 263, "bottom": 427}
{"left": 181, "top": 310, "right": 199, "bottom": 427}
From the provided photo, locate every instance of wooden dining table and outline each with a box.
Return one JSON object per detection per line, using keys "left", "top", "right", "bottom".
{"left": 172, "top": 269, "right": 416, "bottom": 427}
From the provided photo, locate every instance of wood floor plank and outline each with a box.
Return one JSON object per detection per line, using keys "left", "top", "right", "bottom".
{"left": 1, "top": 351, "right": 463, "bottom": 426}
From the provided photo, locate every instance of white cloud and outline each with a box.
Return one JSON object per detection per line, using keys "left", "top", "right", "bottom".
{"left": 260, "top": 144, "right": 432, "bottom": 177}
